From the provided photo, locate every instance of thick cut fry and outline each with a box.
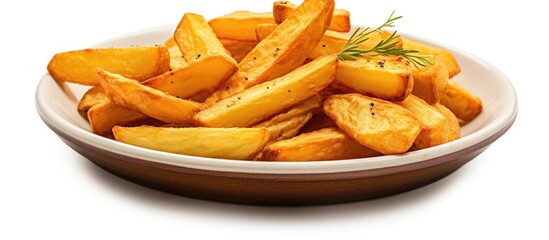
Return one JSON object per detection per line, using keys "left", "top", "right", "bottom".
{"left": 47, "top": 46, "right": 170, "bottom": 85}
{"left": 254, "top": 94, "right": 322, "bottom": 142}
{"left": 434, "top": 103, "right": 461, "bottom": 142}
{"left": 205, "top": 0, "right": 335, "bottom": 105}
{"left": 113, "top": 126, "right": 270, "bottom": 160}
{"left": 335, "top": 56, "right": 413, "bottom": 101}
{"left": 143, "top": 55, "right": 237, "bottom": 100}
{"left": 97, "top": 68, "right": 203, "bottom": 124}
{"left": 403, "top": 38, "right": 461, "bottom": 78}
{"left": 440, "top": 80, "right": 483, "bottom": 122}
{"left": 209, "top": 11, "right": 275, "bottom": 41}
{"left": 255, "top": 23, "right": 401, "bottom": 60}
{"left": 88, "top": 101, "right": 151, "bottom": 135}
{"left": 174, "top": 13, "right": 237, "bottom": 64}
{"left": 299, "top": 112, "right": 337, "bottom": 133}
{"left": 261, "top": 128, "right": 380, "bottom": 161}
{"left": 324, "top": 94, "right": 422, "bottom": 155}
{"left": 195, "top": 55, "right": 337, "bottom": 127}
{"left": 78, "top": 86, "right": 108, "bottom": 115}
{"left": 219, "top": 38, "right": 258, "bottom": 62}
{"left": 167, "top": 44, "right": 187, "bottom": 70}
{"left": 399, "top": 95, "right": 449, "bottom": 149}
{"left": 273, "top": 1, "right": 350, "bottom": 32}
{"left": 411, "top": 55, "right": 449, "bottom": 104}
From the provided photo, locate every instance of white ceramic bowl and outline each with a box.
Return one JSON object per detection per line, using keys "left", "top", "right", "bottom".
{"left": 36, "top": 25, "right": 517, "bottom": 205}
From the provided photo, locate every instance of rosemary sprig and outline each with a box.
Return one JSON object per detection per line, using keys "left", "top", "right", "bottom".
{"left": 337, "top": 11, "right": 432, "bottom": 68}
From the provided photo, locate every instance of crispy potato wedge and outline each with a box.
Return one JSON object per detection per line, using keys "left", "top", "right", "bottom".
{"left": 195, "top": 55, "right": 337, "bottom": 127}
{"left": 78, "top": 86, "right": 108, "bottom": 116}
{"left": 113, "top": 126, "right": 270, "bottom": 160}
{"left": 174, "top": 13, "right": 237, "bottom": 64}
{"left": 411, "top": 54, "right": 449, "bottom": 104}
{"left": 324, "top": 94, "right": 422, "bottom": 154}
{"left": 209, "top": 11, "right": 275, "bottom": 41}
{"left": 440, "top": 80, "right": 483, "bottom": 122}
{"left": 97, "top": 68, "right": 203, "bottom": 124}
{"left": 399, "top": 95, "right": 449, "bottom": 149}
{"left": 273, "top": 1, "right": 350, "bottom": 32}
{"left": 219, "top": 38, "right": 258, "bottom": 62}
{"left": 205, "top": 0, "right": 335, "bottom": 105}
{"left": 261, "top": 127, "right": 380, "bottom": 161}
{"left": 299, "top": 112, "right": 337, "bottom": 133}
{"left": 143, "top": 55, "right": 237, "bottom": 100}
{"left": 334, "top": 56, "right": 413, "bottom": 101}
{"left": 88, "top": 100, "right": 151, "bottom": 135}
{"left": 254, "top": 94, "right": 322, "bottom": 142}
{"left": 47, "top": 46, "right": 170, "bottom": 85}
{"left": 167, "top": 44, "right": 187, "bottom": 70}
{"left": 434, "top": 103, "right": 461, "bottom": 142}
{"left": 255, "top": 23, "right": 401, "bottom": 60}
{"left": 403, "top": 38, "right": 461, "bottom": 78}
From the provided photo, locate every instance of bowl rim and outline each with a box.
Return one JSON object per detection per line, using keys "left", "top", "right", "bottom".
{"left": 36, "top": 24, "right": 518, "bottom": 174}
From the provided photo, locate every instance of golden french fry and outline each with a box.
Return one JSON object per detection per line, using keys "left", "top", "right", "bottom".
{"left": 411, "top": 54, "right": 449, "bottom": 104}
{"left": 209, "top": 11, "right": 275, "bottom": 41}
{"left": 47, "top": 46, "right": 170, "bottom": 85}
{"left": 88, "top": 100, "right": 151, "bottom": 135}
{"left": 78, "top": 86, "right": 108, "bottom": 115}
{"left": 143, "top": 55, "right": 237, "bottom": 100}
{"left": 113, "top": 126, "right": 270, "bottom": 160}
{"left": 97, "top": 68, "right": 203, "bottom": 124}
{"left": 324, "top": 93, "right": 422, "bottom": 154}
{"left": 255, "top": 23, "right": 401, "bottom": 60}
{"left": 273, "top": 1, "right": 350, "bottom": 32}
{"left": 254, "top": 94, "right": 322, "bottom": 142}
{"left": 440, "top": 80, "right": 483, "bottom": 122}
{"left": 399, "top": 95, "right": 449, "bottom": 149}
{"left": 434, "top": 103, "right": 461, "bottom": 142}
{"left": 219, "top": 38, "right": 258, "bottom": 62}
{"left": 167, "top": 44, "right": 187, "bottom": 70}
{"left": 334, "top": 56, "right": 413, "bottom": 101}
{"left": 403, "top": 38, "right": 461, "bottom": 78}
{"left": 195, "top": 55, "right": 337, "bottom": 127}
{"left": 205, "top": 0, "right": 335, "bottom": 105}
{"left": 261, "top": 127, "right": 381, "bottom": 161}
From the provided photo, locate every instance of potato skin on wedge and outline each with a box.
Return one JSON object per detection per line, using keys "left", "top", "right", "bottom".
{"left": 324, "top": 94, "right": 422, "bottom": 155}
{"left": 97, "top": 68, "right": 203, "bottom": 125}
{"left": 261, "top": 127, "right": 380, "bottom": 161}
{"left": 113, "top": 126, "right": 270, "bottom": 160}
{"left": 399, "top": 95, "right": 449, "bottom": 149}
{"left": 47, "top": 46, "right": 170, "bottom": 85}
{"left": 440, "top": 80, "right": 483, "bottom": 122}
{"left": 411, "top": 54, "right": 449, "bottom": 104}
{"left": 273, "top": 1, "right": 350, "bottom": 32}
{"left": 434, "top": 103, "right": 461, "bottom": 142}
{"left": 77, "top": 86, "right": 108, "bottom": 116}
{"left": 194, "top": 55, "right": 337, "bottom": 127}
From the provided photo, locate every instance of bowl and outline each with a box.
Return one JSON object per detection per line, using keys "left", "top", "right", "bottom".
{"left": 36, "top": 25, "right": 517, "bottom": 205}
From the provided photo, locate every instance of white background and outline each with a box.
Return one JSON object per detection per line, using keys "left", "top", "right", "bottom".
{"left": 1, "top": 0, "right": 546, "bottom": 239}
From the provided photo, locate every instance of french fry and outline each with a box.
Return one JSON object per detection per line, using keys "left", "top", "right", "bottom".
{"left": 219, "top": 38, "right": 258, "bottom": 62}
{"left": 167, "top": 44, "right": 187, "bottom": 70}
{"left": 273, "top": 1, "right": 350, "bottom": 32}
{"left": 143, "top": 55, "right": 237, "bottom": 100}
{"left": 403, "top": 38, "right": 461, "bottom": 78}
{"left": 254, "top": 94, "right": 322, "bottom": 142}
{"left": 88, "top": 101, "right": 151, "bottom": 135}
{"left": 97, "top": 68, "right": 203, "bottom": 124}
{"left": 205, "top": 0, "right": 335, "bottom": 105}
{"left": 324, "top": 93, "right": 422, "bottom": 154}
{"left": 174, "top": 13, "right": 237, "bottom": 65}
{"left": 113, "top": 126, "right": 271, "bottom": 160}
{"left": 334, "top": 56, "right": 413, "bottom": 101}
{"left": 195, "top": 55, "right": 337, "bottom": 127}
{"left": 47, "top": 46, "right": 170, "bottom": 85}
{"left": 77, "top": 86, "right": 108, "bottom": 115}
{"left": 209, "top": 11, "right": 275, "bottom": 41}
{"left": 434, "top": 103, "right": 461, "bottom": 142}
{"left": 411, "top": 54, "right": 449, "bottom": 104}
{"left": 261, "top": 127, "right": 381, "bottom": 161}
{"left": 255, "top": 23, "right": 401, "bottom": 60}
{"left": 440, "top": 80, "right": 483, "bottom": 122}
{"left": 299, "top": 112, "right": 337, "bottom": 133}
{"left": 399, "top": 95, "right": 449, "bottom": 149}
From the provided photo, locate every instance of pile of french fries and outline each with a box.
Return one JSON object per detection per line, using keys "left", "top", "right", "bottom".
{"left": 47, "top": 0, "right": 483, "bottom": 161}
